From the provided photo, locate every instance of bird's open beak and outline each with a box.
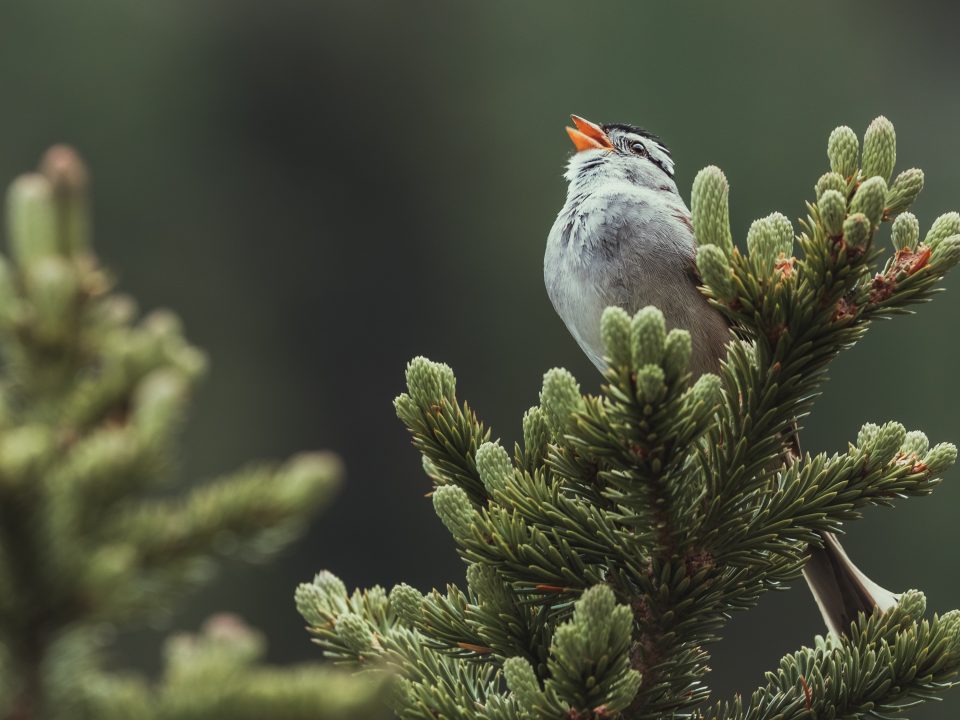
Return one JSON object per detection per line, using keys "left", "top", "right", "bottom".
{"left": 566, "top": 115, "right": 613, "bottom": 152}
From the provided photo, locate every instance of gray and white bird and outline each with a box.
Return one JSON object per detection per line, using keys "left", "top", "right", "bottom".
{"left": 544, "top": 114, "right": 898, "bottom": 636}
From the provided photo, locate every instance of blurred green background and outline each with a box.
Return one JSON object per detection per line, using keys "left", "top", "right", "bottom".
{"left": 1, "top": 0, "right": 959, "bottom": 714}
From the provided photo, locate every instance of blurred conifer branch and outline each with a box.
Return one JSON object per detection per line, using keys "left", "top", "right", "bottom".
{"left": 0, "top": 148, "right": 386, "bottom": 720}
{"left": 300, "top": 118, "right": 960, "bottom": 719}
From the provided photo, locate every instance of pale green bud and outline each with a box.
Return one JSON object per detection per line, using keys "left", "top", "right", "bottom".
{"left": 924, "top": 212, "right": 960, "bottom": 249}
{"left": 691, "top": 166, "right": 733, "bottom": 254}
{"left": 432, "top": 484, "right": 477, "bottom": 540}
{"left": 746, "top": 218, "right": 778, "bottom": 274}
{"left": 0, "top": 425, "right": 53, "bottom": 486}
{"left": 696, "top": 244, "right": 734, "bottom": 300}
{"left": 313, "top": 570, "right": 348, "bottom": 600}
{"left": 389, "top": 583, "right": 423, "bottom": 625}
{"left": 539, "top": 368, "right": 582, "bottom": 438}
{"left": 861, "top": 116, "right": 896, "bottom": 182}
{"left": 294, "top": 582, "right": 329, "bottom": 626}
{"left": 662, "top": 329, "right": 692, "bottom": 381}
{"left": 849, "top": 176, "right": 887, "bottom": 228}
{"left": 503, "top": 656, "right": 544, "bottom": 710}
{"left": 871, "top": 421, "right": 906, "bottom": 467}
{"left": 630, "top": 306, "right": 666, "bottom": 368}
{"left": 923, "top": 442, "right": 957, "bottom": 474}
{"left": 690, "top": 373, "right": 722, "bottom": 415}
{"left": 335, "top": 613, "right": 375, "bottom": 654}
{"left": 405, "top": 356, "right": 456, "bottom": 407}
{"left": 600, "top": 306, "right": 631, "bottom": 368}
{"left": 40, "top": 145, "right": 92, "bottom": 256}
{"left": 766, "top": 212, "right": 794, "bottom": 255}
{"left": 885, "top": 168, "right": 924, "bottom": 216}
{"left": 393, "top": 392, "right": 418, "bottom": 422}
{"left": 857, "top": 422, "right": 881, "bottom": 448}
{"left": 843, "top": 213, "right": 872, "bottom": 248}
{"left": 132, "top": 369, "right": 189, "bottom": 445}
{"left": 816, "top": 172, "right": 847, "bottom": 200}
{"left": 895, "top": 589, "right": 926, "bottom": 622}
{"left": 521, "top": 405, "right": 550, "bottom": 463}
{"left": 891, "top": 213, "right": 920, "bottom": 251}
{"left": 7, "top": 174, "right": 59, "bottom": 267}
{"left": 931, "top": 236, "right": 960, "bottom": 269}
{"left": 476, "top": 441, "right": 512, "bottom": 495}
{"left": 818, "top": 190, "right": 847, "bottom": 237}
{"left": 23, "top": 256, "right": 79, "bottom": 345}
{"left": 940, "top": 609, "right": 960, "bottom": 651}
{"left": 467, "top": 563, "right": 512, "bottom": 607}
{"left": 901, "top": 430, "right": 929, "bottom": 457}
{"left": 575, "top": 584, "right": 617, "bottom": 632}
{"left": 635, "top": 364, "right": 666, "bottom": 405}
{"left": 827, "top": 126, "right": 859, "bottom": 178}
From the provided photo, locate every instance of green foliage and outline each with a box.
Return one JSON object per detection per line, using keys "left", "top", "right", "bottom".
{"left": 300, "top": 118, "right": 960, "bottom": 719}
{"left": 0, "top": 148, "right": 382, "bottom": 719}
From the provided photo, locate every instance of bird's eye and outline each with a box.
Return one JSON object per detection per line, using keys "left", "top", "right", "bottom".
{"left": 630, "top": 141, "right": 647, "bottom": 156}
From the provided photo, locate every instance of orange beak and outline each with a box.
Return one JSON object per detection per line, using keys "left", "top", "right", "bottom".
{"left": 566, "top": 114, "right": 613, "bottom": 152}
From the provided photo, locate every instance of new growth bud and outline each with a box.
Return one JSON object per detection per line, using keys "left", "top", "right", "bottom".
{"left": 389, "top": 583, "right": 424, "bottom": 625}
{"left": 539, "top": 368, "right": 582, "bottom": 438}
{"left": 816, "top": 172, "right": 847, "bottom": 200}
{"left": 405, "top": 356, "right": 456, "bottom": 407}
{"left": 7, "top": 174, "right": 58, "bottom": 268}
{"left": 696, "top": 244, "right": 734, "bottom": 301}
{"left": 818, "top": 190, "right": 847, "bottom": 237}
{"left": 476, "top": 441, "right": 513, "bottom": 495}
{"left": 924, "top": 212, "right": 960, "bottom": 249}
{"left": 335, "top": 613, "right": 375, "bottom": 654}
{"left": 630, "top": 306, "right": 666, "bottom": 368}
{"left": 861, "top": 116, "right": 896, "bottom": 182}
{"left": 432, "top": 484, "right": 477, "bottom": 540}
{"left": 827, "top": 126, "right": 859, "bottom": 178}
{"left": 662, "top": 329, "right": 692, "bottom": 381}
{"left": 600, "top": 306, "right": 631, "bottom": 368}
{"left": 691, "top": 166, "right": 733, "bottom": 254}
{"left": 849, "top": 177, "right": 887, "bottom": 228}
{"left": 884, "top": 168, "right": 924, "bottom": 216}
{"left": 843, "top": 213, "right": 872, "bottom": 248}
{"left": 503, "top": 657, "right": 545, "bottom": 710}
{"left": 891, "top": 213, "right": 920, "bottom": 251}
{"left": 924, "top": 442, "right": 958, "bottom": 474}
{"left": 521, "top": 406, "right": 550, "bottom": 464}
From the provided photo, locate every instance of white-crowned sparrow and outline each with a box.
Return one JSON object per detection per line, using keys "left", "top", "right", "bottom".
{"left": 544, "top": 114, "right": 897, "bottom": 635}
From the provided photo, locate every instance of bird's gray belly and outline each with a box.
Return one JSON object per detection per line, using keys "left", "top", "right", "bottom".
{"left": 545, "top": 199, "right": 729, "bottom": 376}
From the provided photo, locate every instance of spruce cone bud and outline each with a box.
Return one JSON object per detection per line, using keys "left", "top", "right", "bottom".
{"left": 691, "top": 166, "right": 733, "bottom": 255}
{"left": 405, "top": 356, "right": 456, "bottom": 407}
{"left": 521, "top": 406, "right": 550, "bottom": 464}
{"left": 690, "top": 373, "right": 722, "bottom": 416}
{"left": 931, "top": 235, "right": 960, "bottom": 270}
{"left": 40, "top": 145, "right": 92, "bottom": 255}
{"left": 827, "top": 126, "right": 859, "bottom": 178}
{"left": 885, "top": 168, "right": 924, "bottom": 216}
{"left": 335, "top": 613, "right": 375, "bottom": 654}
{"left": 896, "top": 589, "right": 926, "bottom": 622}
{"left": 849, "top": 176, "right": 887, "bottom": 228}
{"left": 747, "top": 218, "right": 777, "bottom": 275}
{"left": 857, "top": 423, "right": 881, "bottom": 449}
{"left": 389, "top": 583, "right": 424, "bottom": 625}
{"left": 539, "top": 368, "right": 582, "bottom": 438}
{"left": 924, "top": 442, "right": 958, "bottom": 474}
{"left": 635, "top": 364, "right": 666, "bottom": 405}
{"left": 630, "top": 306, "right": 666, "bottom": 368}
{"left": 901, "top": 430, "right": 929, "bottom": 457}
{"left": 600, "top": 306, "right": 631, "bottom": 368}
{"left": 861, "top": 116, "right": 896, "bottom": 182}
{"left": 295, "top": 583, "right": 329, "bottom": 626}
{"left": 843, "top": 213, "right": 872, "bottom": 248}
{"left": 432, "top": 484, "right": 477, "bottom": 540}
{"left": 476, "top": 441, "right": 512, "bottom": 495}
{"left": 816, "top": 172, "right": 847, "bottom": 200}
{"left": 871, "top": 421, "right": 907, "bottom": 467}
{"left": 891, "top": 212, "right": 919, "bottom": 251}
{"left": 503, "top": 657, "right": 545, "bottom": 709}
{"left": 696, "top": 243, "right": 734, "bottom": 300}
{"left": 662, "top": 329, "right": 692, "bottom": 381}
{"left": 7, "top": 174, "right": 59, "bottom": 267}
{"left": 818, "top": 190, "right": 847, "bottom": 237}
{"left": 924, "top": 212, "right": 960, "bottom": 249}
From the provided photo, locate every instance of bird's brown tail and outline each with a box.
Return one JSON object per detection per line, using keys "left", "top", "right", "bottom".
{"left": 802, "top": 531, "right": 899, "bottom": 636}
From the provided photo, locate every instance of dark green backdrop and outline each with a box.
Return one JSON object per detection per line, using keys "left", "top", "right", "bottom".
{"left": 1, "top": 1, "right": 958, "bottom": 715}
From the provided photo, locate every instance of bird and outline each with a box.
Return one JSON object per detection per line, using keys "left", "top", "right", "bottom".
{"left": 543, "top": 114, "right": 898, "bottom": 636}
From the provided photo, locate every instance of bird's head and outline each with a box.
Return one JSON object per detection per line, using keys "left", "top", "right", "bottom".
{"left": 563, "top": 114, "right": 676, "bottom": 193}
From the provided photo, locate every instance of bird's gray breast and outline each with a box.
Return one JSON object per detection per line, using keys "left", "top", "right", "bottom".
{"left": 544, "top": 183, "right": 728, "bottom": 375}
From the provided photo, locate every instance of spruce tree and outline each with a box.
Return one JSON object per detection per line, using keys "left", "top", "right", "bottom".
{"left": 298, "top": 117, "right": 960, "bottom": 719}
{"left": 0, "top": 147, "right": 387, "bottom": 720}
